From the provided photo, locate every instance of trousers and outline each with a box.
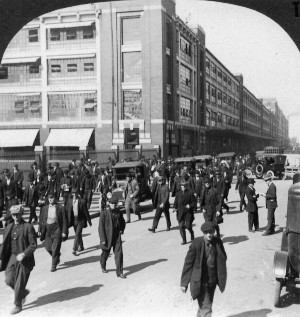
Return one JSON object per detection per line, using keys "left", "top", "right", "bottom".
{"left": 265, "top": 207, "right": 276, "bottom": 233}
{"left": 73, "top": 221, "right": 84, "bottom": 251}
{"left": 196, "top": 283, "right": 217, "bottom": 317}
{"left": 5, "top": 254, "right": 31, "bottom": 307}
{"left": 45, "top": 223, "right": 62, "bottom": 269}
{"left": 152, "top": 207, "right": 171, "bottom": 229}
{"left": 248, "top": 211, "right": 259, "bottom": 230}
{"left": 125, "top": 197, "right": 140, "bottom": 221}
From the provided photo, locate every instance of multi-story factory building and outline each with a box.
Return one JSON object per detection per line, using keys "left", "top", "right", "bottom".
{"left": 0, "top": 0, "right": 289, "bottom": 160}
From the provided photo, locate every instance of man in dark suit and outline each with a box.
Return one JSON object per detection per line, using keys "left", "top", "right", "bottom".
{"left": 199, "top": 176, "right": 221, "bottom": 238}
{"left": 4, "top": 172, "right": 18, "bottom": 203}
{"left": 53, "top": 162, "right": 64, "bottom": 200}
{"left": 0, "top": 205, "right": 37, "bottom": 315}
{"left": 65, "top": 188, "right": 92, "bottom": 255}
{"left": 97, "top": 168, "right": 110, "bottom": 211}
{"left": 80, "top": 170, "right": 95, "bottom": 210}
{"left": 28, "top": 162, "right": 38, "bottom": 185}
{"left": 180, "top": 221, "right": 227, "bottom": 317}
{"left": 98, "top": 196, "right": 126, "bottom": 278}
{"left": 148, "top": 176, "right": 171, "bottom": 233}
{"left": 245, "top": 178, "right": 259, "bottom": 232}
{"left": 60, "top": 169, "right": 73, "bottom": 207}
{"left": 38, "top": 193, "right": 67, "bottom": 272}
{"left": 235, "top": 170, "right": 248, "bottom": 211}
{"left": 260, "top": 172, "right": 277, "bottom": 236}
{"left": 12, "top": 164, "right": 24, "bottom": 202}
{"left": 174, "top": 180, "right": 196, "bottom": 245}
{"left": 23, "top": 177, "right": 39, "bottom": 223}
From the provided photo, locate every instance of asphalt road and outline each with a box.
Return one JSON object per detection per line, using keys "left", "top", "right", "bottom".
{"left": 0, "top": 177, "right": 299, "bottom": 317}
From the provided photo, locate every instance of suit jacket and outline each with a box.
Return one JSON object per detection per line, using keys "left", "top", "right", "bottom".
{"left": 153, "top": 183, "right": 170, "bottom": 209}
{"left": 124, "top": 179, "right": 140, "bottom": 201}
{"left": 98, "top": 206, "right": 126, "bottom": 251}
{"left": 4, "top": 179, "right": 18, "bottom": 198}
{"left": 171, "top": 176, "right": 182, "bottom": 197}
{"left": 65, "top": 196, "right": 91, "bottom": 229}
{"left": 39, "top": 203, "right": 67, "bottom": 240}
{"left": 266, "top": 182, "right": 277, "bottom": 209}
{"left": 44, "top": 176, "right": 56, "bottom": 196}
{"left": 0, "top": 220, "right": 37, "bottom": 272}
{"left": 174, "top": 189, "right": 196, "bottom": 222}
{"left": 23, "top": 184, "right": 39, "bottom": 207}
{"left": 199, "top": 187, "right": 220, "bottom": 216}
{"left": 12, "top": 170, "right": 24, "bottom": 188}
{"left": 245, "top": 186, "right": 258, "bottom": 213}
{"left": 180, "top": 237, "right": 227, "bottom": 300}
{"left": 235, "top": 174, "right": 248, "bottom": 193}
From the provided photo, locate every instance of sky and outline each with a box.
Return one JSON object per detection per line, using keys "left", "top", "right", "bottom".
{"left": 176, "top": 0, "right": 300, "bottom": 140}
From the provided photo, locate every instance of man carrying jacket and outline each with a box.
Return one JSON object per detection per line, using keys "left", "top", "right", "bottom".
{"left": 180, "top": 221, "right": 227, "bottom": 317}
{"left": 148, "top": 176, "right": 171, "bottom": 233}
{"left": 0, "top": 205, "right": 37, "bottom": 315}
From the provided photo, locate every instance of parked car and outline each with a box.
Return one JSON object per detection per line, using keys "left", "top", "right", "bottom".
{"left": 255, "top": 154, "right": 286, "bottom": 179}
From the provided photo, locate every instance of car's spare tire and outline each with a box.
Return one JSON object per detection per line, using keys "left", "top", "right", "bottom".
{"left": 255, "top": 164, "right": 264, "bottom": 178}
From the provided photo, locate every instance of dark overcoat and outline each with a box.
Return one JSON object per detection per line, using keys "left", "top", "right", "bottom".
{"left": 23, "top": 184, "right": 39, "bottom": 208}
{"left": 0, "top": 220, "right": 37, "bottom": 271}
{"left": 65, "top": 196, "right": 91, "bottom": 229}
{"left": 153, "top": 183, "right": 170, "bottom": 209}
{"left": 174, "top": 189, "right": 196, "bottom": 222}
{"left": 265, "top": 182, "right": 277, "bottom": 209}
{"left": 180, "top": 236, "right": 227, "bottom": 300}
{"left": 98, "top": 207, "right": 126, "bottom": 251}
{"left": 199, "top": 187, "right": 220, "bottom": 217}
{"left": 245, "top": 186, "right": 258, "bottom": 213}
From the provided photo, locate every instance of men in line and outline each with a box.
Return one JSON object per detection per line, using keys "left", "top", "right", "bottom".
{"left": 260, "top": 172, "right": 277, "bottom": 236}
{"left": 180, "top": 221, "right": 227, "bottom": 317}
{"left": 98, "top": 196, "right": 126, "bottom": 278}
{"left": 65, "top": 187, "right": 92, "bottom": 255}
{"left": 0, "top": 205, "right": 37, "bottom": 315}
{"left": 148, "top": 176, "right": 171, "bottom": 233}
{"left": 245, "top": 178, "right": 259, "bottom": 232}
{"left": 23, "top": 177, "right": 39, "bottom": 223}
{"left": 173, "top": 180, "right": 196, "bottom": 245}
{"left": 38, "top": 193, "right": 67, "bottom": 272}
{"left": 199, "top": 176, "right": 221, "bottom": 238}
{"left": 12, "top": 164, "right": 24, "bottom": 202}
{"left": 124, "top": 173, "right": 141, "bottom": 223}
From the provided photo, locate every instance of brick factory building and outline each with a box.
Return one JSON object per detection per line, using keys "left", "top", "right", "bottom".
{"left": 0, "top": 0, "right": 289, "bottom": 161}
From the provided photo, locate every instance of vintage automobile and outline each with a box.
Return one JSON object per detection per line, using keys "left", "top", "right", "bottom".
{"left": 283, "top": 153, "right": 300, "bottom": 180}
{"left": 110, "top": 160, "right": 152, "bottom": 205}
{"left": 255, "top": 154, "right": 286, "bottom": 179}
{"left": 216, "top": 152, "right": 236, "bottom": 163}
{"left": 273, "top": 177, "right": 300, "bottom": 307}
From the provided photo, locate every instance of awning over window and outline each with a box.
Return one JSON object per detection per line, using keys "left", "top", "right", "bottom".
{"left": 44, "top": 128, "right": 93, "bottom": 148}
{"left": 45, "top": 21, "right": 94, "bottom": 29}
{"left": 0, "top": 129, "right": 39, "bottom": 147}
{"left": 1, "top": 57, "right": 41, "bottom": 65}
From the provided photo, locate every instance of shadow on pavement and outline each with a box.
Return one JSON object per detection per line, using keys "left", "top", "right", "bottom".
{"left": 23, "top": 284, "right": 103, "bottom": 310}
{"left": 67, "top": 233, "right": 90, "bottom": 240}
{"left": 226, "top": 308, "right": 272, "bottom": 317}
{"left": 225, "top": 209, "right": 244, "bottom": 215}
{"left": 59, "top": 255, "right": 100, "bottom": 269}
{"left": 222, "top": 235, "right": 249, "bottom": 245}
{"left": 124, "top": 258, "right": 168, "bottom": 276}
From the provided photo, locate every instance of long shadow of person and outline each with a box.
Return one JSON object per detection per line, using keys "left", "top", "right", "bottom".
{"left": 222, "top": 235, "right": 249, "bottom": 245}
{"left": 226, "top": 308, "right": 272, "bottom": 317}
{"left": 124, "top": 258, "right": 168, "bottom": 276}
{"left": 22, "top": 284, "right": 103, "bottom": 310}
{"left": 58, "top": 255, "right": 100, "bottom": 270}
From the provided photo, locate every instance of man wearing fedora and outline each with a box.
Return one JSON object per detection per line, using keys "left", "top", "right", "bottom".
{"left": 38, "top": 193, "right": 67, "bottom": 272}
{"left": 65, "top": 187, "right": 92, "bottom": 256}
{"left": 174, "top": 179, "right": 196, "bottom": 245}
{"left": 98, "top": 195, "right": 126, "bottom": 278}
{"left": 148, "top": 175, "right": 171, "bottom": 233}
{"left": 180, "top": 221, "right": 227, "bottom": 317}
{"left": 23, "top": 177, "right": 39, "bottom": 223}
{"left": 260, "top": 172, "right": 277, "bottom": 236}
{"left": 245, "top": 178, "right": 259, "bottom": 232}
{"left": 0, "top": 205, "right": 37, "bottom": 315}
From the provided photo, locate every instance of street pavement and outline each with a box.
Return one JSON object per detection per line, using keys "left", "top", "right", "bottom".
{"left": 0, "top": 177, "right": 299, "bottom": 317}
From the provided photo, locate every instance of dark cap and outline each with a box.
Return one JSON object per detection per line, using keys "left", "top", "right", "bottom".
{"left": 54, "top": 162, "right": 59, "bottom": 167}
{"left": 63, "top": 169, "right": 69, "bottom": 175}
{"left": 48, "top": 193, "right": 55, "bottom": 199}
{"left": 203, "top": 176, "right": 211, "bottom": 184}
{"left": 201, "top": 221, "right": 217, "bottom": 233}
{"left": 71, "top": 187, "right": 79, "bottom": 193}
{"left": 180, "top": 180, "right": 188, "bottom": 186}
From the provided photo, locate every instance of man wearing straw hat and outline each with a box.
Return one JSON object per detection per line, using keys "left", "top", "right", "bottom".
{"left": 0, "top": 205, "right": 37, "bottom": 315}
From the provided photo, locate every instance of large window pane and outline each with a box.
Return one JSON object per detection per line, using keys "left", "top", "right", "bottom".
{"left": 122, "top": 52, "right": 142, "bottom": 83}
{"left": 122, "top": 17, "right": 141, "bottom": 45}
{"left": 123, "top": 90, "right": 142, "bottom": 119}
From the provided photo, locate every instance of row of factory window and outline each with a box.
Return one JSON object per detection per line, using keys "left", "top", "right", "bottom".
{"left": 206, "top": 110, "right": 240, "bottom": 128}
{"left": 243, "top": 106, "right": 260, "bottom": 123}
{"left": 205, "top": 57, "right": 239, "bottom": 93}
{"left": 206, "top": 82, "right": 239, "bottom": 110}
{"left": 243, "top": 121, "right": 261, "bottom": 134}
{"left": 243, "top": 92, "right": 261, "bottom": 112}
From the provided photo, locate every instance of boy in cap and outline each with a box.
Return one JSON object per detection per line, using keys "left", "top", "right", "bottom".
{"left": 180, "top": 221, "right": 227, "bottom": 317}
{"left": 260, "top": 172, "right": 277, "bottom": 236}
{"left": 0, "top": 205, "right": 37, "bottom": 315}
{"left": 245, "top": 178, "right": 259, "bottom": 232}
{"left": 98, "top": 195, "right": 126, "bottom": 278}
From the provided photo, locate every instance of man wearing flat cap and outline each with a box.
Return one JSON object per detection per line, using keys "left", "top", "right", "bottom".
{"left": 173, "top": 180, "right": 196, "bottom": 245}
{"left": 0, "top": 205, "right": 37, "bottom": 315}
{"left": 65, "top": 187, "right": 92, "bottom": 256}
{"left": 260, "top": 172, "right": 277, "bottom": 236}
{"left": 98, "top": 195, "right": 126, "bottom": 278}
{"left": 245, "top": 178, "right": 259, "bottom": 232}
{"left": 180, "top": 221, "right": 227, "bottom": 317}
{"left": 38, "top": 193, "right": 67, "bottom": 272}
{"left": 148, "top": 176, "right": 171, "bottom": 233}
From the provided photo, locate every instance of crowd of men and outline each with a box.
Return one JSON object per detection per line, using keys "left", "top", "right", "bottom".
{"left": 0, "top": 154, "right": 278, "bottom": 316}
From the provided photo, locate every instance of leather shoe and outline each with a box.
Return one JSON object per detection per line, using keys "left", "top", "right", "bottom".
{"left": 50, "top": 267, "right": 57, "bottom": 272}
{"left": 126, "top": 220, "right": 131, "bottom": 224}
{"left": 262, "top": 232, "right": 272, "bottom": 236}
{"left": 72, "top": 250, "right": 78, "bottom": 256}
{"left": 138, "top": 214, "right": 142, "bottom": 221}
{"left": 22, "top": 289, "right": 30, "bottom": 305}
{"left": 10, "top": 306, "right": 22, "bottom": 315}
{"left": 181, "top": 241, "right": 187, "bottom": 245}
{"left": 117, "top": 273, "right": 127, "bottom": 279}
{"left": 248, "top": 230, "right": 255, "bottom": 233}
{"left": 166, "top": 227, "right": 171, "bottom": 231}
{"left": 148, "top": 228, "right": 155, "bottom": 233}
{"left": 101, "top": 266, "right": 108, "bottom": 273}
